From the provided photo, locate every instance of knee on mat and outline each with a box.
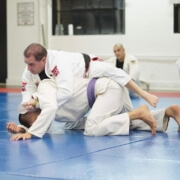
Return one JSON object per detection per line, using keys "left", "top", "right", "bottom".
{"left": 84, "top": 122, "right": 99, "bottom": 136}
{"left": 84, "top": 121, "right": 105, "bottom": 136}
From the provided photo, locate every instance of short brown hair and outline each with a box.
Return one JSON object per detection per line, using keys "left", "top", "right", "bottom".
{"left": 23, "top": 43, "right": 47, "bottom": 61}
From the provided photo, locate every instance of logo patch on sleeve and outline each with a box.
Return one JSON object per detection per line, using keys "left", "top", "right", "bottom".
{"left": 91, "top": 57, "right": 103, "bottom": 61}
{"left": 22, "top": 82, "right": 27, "bottom": 91}
{"left": 131, "top": 60, "right": 136, "bottom": 64}
{"left": 51, "top": 66, "right": 60, "bottom": 77}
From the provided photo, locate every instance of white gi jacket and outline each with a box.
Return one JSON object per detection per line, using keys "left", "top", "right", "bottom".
{"left": 20, "top": 50, "right": 131, "bottom": 113}
{"left": 18, "top": 78, "right": 168, "bottom": 138}
{"left": 21, "top": 50, "right": 86, "bottom": 109}
{"left": 18, "top": 77, "right": 132, "bottom": 138}
{"left": 106, "top": 54, "right": 140, "bottom": 82}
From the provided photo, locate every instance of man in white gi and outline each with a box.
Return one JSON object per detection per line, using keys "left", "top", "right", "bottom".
{"left": 106, "top": 43, "right": 140, "bottom": 98}
{"left": 20, "top": 43, "right": 158, "bottom": 116}
{"left": 7, "top": 77, "right": 180, "bottom": 141}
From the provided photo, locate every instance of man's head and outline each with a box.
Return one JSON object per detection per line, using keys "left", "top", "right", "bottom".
{"left": 24, "top": 43, "right": 47, "bottom": 74}
{"left": 113, "top": 43, "right": 125, "bottom": 62}
{"left": 19, "top": 109, "right": 41, "bottom": 128}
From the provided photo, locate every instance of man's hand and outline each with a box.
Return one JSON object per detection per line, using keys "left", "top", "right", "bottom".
{"left": 7, "top": 122, "right": 25, "bottom": 134}
{"left": 10, "top": 132, "right": 33, "bottom": 141}
{"left": 23, "top": 99, "right": 37, "bottom": 112}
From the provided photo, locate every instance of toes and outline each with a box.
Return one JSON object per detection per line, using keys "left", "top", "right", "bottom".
{"left": 151, "top": 128, "right": 156, "bottom": 135}
{"left": 178, "top": 127, "right": 180, "bottom": 132}
{"left": 152, "top": 126, "right": 156, "bottom": 135}
{"left": 151, "top": 122, "right": 156, "bottom": 135}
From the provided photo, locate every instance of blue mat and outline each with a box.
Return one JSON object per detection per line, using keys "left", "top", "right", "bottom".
{"left": 0, "top": 93, "right": 180, "bottom": 180}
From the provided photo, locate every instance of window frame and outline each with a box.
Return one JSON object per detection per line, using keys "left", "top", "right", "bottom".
{"left": 52, "top": 0, "right": 125, "bottom": 35}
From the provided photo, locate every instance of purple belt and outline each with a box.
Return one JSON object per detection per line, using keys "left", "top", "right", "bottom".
{"left": 87, "top": 78, "right": 98, "bottom": 108}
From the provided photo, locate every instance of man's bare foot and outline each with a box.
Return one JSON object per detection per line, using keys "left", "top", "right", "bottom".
{"left": 142, "top": 91, "right": 159, "bottom": 108}
{"left": 165, "top": 104, "right": 180, "bottom": 132}
{"left": 131, "top": 105, "right": 157, "bottom": 134}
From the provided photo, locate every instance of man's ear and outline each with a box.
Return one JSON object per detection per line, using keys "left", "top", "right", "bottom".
{"left": 42, "top": 56, "right": 46, "bottom": 63}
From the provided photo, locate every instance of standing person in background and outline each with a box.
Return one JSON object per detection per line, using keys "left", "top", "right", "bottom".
{"left": 107, "top": 43, "right": 140, "bottom": 98}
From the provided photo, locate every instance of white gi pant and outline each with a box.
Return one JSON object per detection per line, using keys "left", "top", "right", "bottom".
{"left": 88, "top": 60, "right": 133, "bottom": 112}
{"left": 84, "top": 80, "right": 169, "bottom": 136}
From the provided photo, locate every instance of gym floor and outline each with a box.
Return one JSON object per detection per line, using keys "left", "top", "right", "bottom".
{"left": 0, "top": 88, "right": 180, "bottom": 180}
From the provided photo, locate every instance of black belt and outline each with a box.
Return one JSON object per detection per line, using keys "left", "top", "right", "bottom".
{"left": 82, "top": 53, "right": 91, "bottom": 72}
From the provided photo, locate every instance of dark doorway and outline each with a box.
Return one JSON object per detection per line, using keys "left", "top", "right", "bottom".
{"left": 174, "top": 4, "right": 180, "bottom": 33}
{"left": 0, "top": 0, "right": 7, "bottom": 83}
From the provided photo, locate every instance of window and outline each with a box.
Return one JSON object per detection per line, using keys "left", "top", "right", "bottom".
{"left": 52, "top": 0, "right": 125, "bottom": 35}
{"left": 174, "top": 4, "right": 180, "bottom": 33}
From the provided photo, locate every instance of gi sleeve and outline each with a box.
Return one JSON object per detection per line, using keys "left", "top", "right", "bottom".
{"left": 21, "top": 67, "right": 38, "bottom": 102}
{"left": 18, "top": 67, "right": 39, "bottom": 114}
{"left": 18, "top": 125, "right": 28, "bottom": 132}
{"left": 27, "top": 79, "right": 58, "bottom": 138}
{"left": 50, "top": 58, "right": 74, "bottom": 109}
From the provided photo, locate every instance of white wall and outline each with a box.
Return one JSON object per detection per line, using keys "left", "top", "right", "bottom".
{"left": 7, "top": 0, "right": 180, "bottom": 90}
{"left": 7, "top": 0, "right": 39, "bottom": 85}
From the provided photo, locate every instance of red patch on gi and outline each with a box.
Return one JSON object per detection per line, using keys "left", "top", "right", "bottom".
{"left": 91, "top": 57, "right": 103, "bottom": 61}
{"left": 51, "top": 66, "right": 60, "bottom": 77}
{"left": 22, "top": 82, "right": 27, "bottom": 91}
